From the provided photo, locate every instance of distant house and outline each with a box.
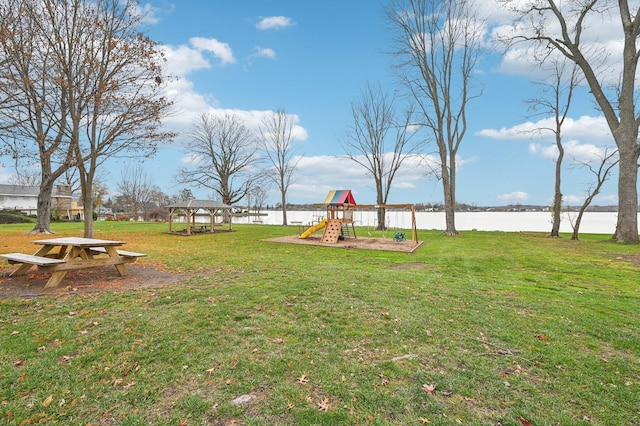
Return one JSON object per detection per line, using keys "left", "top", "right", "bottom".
{"left": 0, "top": 184, "right": 73, "bottom": 217}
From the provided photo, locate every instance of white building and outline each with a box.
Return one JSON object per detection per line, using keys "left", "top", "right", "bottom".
{"left": 0, "top": 184, "right": 73, "bottom": 216}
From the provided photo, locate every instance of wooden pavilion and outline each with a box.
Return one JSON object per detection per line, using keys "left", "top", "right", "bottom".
{"left": 165, "top": 200, "right": 233, "bottom": 235}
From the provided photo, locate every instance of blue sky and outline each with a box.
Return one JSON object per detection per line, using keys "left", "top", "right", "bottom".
{"left": 0, "top": 1, "right": 627, "bottom": 207}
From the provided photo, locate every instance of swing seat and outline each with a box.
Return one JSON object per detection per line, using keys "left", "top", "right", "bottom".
{"left": 394, "top": 232, "right": 405, "bottom": 242}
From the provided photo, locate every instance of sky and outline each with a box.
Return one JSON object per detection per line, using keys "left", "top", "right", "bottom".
{"left": 0, "top": 0, "right": 632, "bottom": 207}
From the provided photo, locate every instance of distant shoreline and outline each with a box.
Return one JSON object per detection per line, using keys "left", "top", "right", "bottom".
{"left": 237, "top": 210, "right": 622, "bottom": 235}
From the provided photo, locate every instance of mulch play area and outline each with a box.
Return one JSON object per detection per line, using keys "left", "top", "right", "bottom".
{"left": 264, "top": 235, "right": 424, "bottom": 253}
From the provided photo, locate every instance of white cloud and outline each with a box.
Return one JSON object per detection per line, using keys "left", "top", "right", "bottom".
{"left": 253, "top": 47, "right": 277, "bottom": 60}
{"left": 528, "top": 139, "right": 616, "bottom": 164}
{"left": 189, "top": 37, "right": 236, "bottom": 65}
{"left": 563, "top": 194, "right": 585, "bottom": 204}
{"left": 497, "top": 191, "right": 529, "bottom": 202}
{"left": 181, "top": 153, "right": 202, "bottom": 165}
{"left": 478, "top": 116, "right": 612, "bottom": 145}
{"left": 256, "top": 16, "right": 295, "bottom": 30}
{"left": 161, "top": 45, "right": 211, "bottom": 77}
{"left": 132, "top": 2, "right": 166, "bottom": 25}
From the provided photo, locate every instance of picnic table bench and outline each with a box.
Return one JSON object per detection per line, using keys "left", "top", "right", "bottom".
{"left": 0, "top": 237, "right": 146, "bottom": 288}
{"left": 2, "top": 253, "right": 67, "bottom": 266}
{"left": 88, "top": 247, "right": 147, "bottom": 258}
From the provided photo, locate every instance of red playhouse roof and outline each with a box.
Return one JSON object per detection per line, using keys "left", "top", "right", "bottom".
{"left": 323, "top": 189, "right": 356, "bottom": 205}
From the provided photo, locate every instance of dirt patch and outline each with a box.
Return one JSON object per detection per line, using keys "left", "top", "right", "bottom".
{"left": 0, "top": 264, "right": 187, "bottom": 299}
{"left": 263, "top": 235, "right": 424, "bottom": 253}
{"left": 613, "top": 254, "right": 640, "bottom": 267}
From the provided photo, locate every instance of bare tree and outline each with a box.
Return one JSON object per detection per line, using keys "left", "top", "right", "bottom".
{"left": 49, "top": 0, "right": 174, "bottom": 237}
{"left": 7, "top": 172, "right": 40, "bottom": 186}
{"left": 0, "top": 0, "right": 75, "bottom": 233}
{"left": 116, "top": 163, "right": 155, "bottom": 220}
{"left": 341, "top": 82, "right": 421, "bottom": 230}
{"left": 178, "top": 112, "right": 260, "bottom": 211}
{"left": 387, "top": 0, "right": 484, "bottom": 235}
{"left": 568, "top": 148, "right": 618, "bottom": 240}
{"left": 91, "top": 179, "right": 110, "bottom": 213}
{"left": 0, "top": 0, "right": 173, "bottom": 236}
{"left": 250, "top": 184, "right": 269, "bottom": 215}
{"left": 500, "top": 0, "right": 640, "bottom": 242}
{"left": 526, "top": 60, "right": 581, "bottom": 237}
{"left": 7, "top": 159, "right": 41, "bottom": 186}
{"left": 176, "top": 188, "right": 195, "bottom": 202}
{"left": 257, "top": 108, "right": 300, "bottom": 226}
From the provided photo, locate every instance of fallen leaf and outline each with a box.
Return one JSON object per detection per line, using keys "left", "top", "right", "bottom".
{"left": 318, "top": 397, "right": 331, "bottom": 411}
{"left": 206, "top": 368, "right": 215, "bottom": 376}
{"left": 517, "top": 416, "right": 533, "bottom": 426}
{"left": 60, "top": 355, "right": 74, "bottom": 364}
{"left": 272, "top": 338, "right": 284, "bottom": 344}
{"left": 42, "top": 395, "right": 53, "bottom": 407}
{"left": 296, "top": 374, "right": 309, "bottom": 384}
{"left": 422, "top": 384, "right": 436, "bottom": 395}
{"left": 534, "top": 333, "right": 550, "bottom": 341}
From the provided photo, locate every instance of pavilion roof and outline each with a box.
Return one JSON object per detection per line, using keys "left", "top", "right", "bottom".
{"left": 165, "top": 200, "right": 232, "bottom": 210}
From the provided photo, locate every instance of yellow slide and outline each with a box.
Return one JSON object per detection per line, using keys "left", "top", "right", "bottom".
{"left": 299, "top": 219, "right": 327, "bottom": 239}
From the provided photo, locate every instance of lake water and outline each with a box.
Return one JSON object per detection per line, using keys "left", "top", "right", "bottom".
{"left": 237, "top": 210, "right": 623, "bottom": 235}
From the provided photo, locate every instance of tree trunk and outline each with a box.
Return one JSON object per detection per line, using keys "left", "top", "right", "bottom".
{"left": 82, "top": 191, "right": 94, "bottom": 238}
{"left": 376, "top": 187, "right": 386, "bottom": 231}
{"left": 571, "top": 209, "right": 586, "bottom": 240}
{"left": 442, "top": 155, "right": 458, "bottom": 236}
{"left": 32, "top": 179, "right": 54, "bottom": 234}
{"left": 31, "top": 158, "right": 55, "bottom": 234}
{"left": 281, "top": 192, "right": 287, "bottom": 226}
{"left": 376, "top": 207, "right": 387, "bottom": 231}
{"left": 613, "top": 145, "right": 639, "bottom": 242}
{"left": 550, "top": 147, "right": 564, "bottom": 237}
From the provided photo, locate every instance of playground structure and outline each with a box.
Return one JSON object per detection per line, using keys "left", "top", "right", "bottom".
{"left": 298, "top": 190, "right": 419, "bottom": 246}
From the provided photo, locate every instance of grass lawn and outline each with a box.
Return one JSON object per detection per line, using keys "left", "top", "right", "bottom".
{"left": 0, "top": 221, "right": 638, "bottom": 425}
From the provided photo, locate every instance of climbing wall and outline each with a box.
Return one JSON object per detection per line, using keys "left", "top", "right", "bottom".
{"left": 321, "top": 219, "right": 342, "bottom": 243}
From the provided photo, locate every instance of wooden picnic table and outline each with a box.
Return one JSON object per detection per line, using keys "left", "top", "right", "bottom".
{"left": 0, "top": 237, "right": 146, "bottom": 288}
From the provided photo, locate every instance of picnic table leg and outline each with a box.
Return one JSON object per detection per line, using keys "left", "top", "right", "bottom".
{"left": 44, "top": 271, "right": 68, "bottom": 288}
{"left": 105, "top": 246, "right": 128, "bottom": 277}
{"left": 43, "top": 246, "right": 78, "bottom": 288}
